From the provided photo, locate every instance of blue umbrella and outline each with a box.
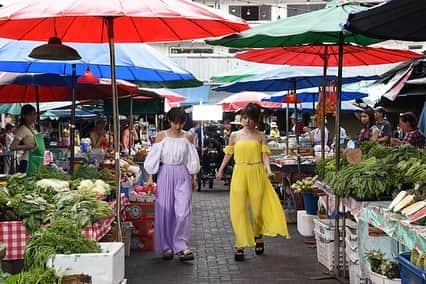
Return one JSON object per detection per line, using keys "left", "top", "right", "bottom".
{"left": 213, "top": 67, "right": 377, "bottom": 93}
{"left": 0, "top": 38, "right": 200, "bottom": 86}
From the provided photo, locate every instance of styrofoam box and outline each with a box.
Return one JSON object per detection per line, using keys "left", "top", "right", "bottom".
{"left": 314, "top": 218, "right": 344, "bottom": 242}
{"left": 47, "top": 242, "right": 125, "bottom": 284}
{"left": 297, "top": 210, "right": 317, "bottom": 237}
{"left": 349, "top": 261, "right": 367, "bottom": 284}
{"left": 315, "top": 237, "right": 348, "bottom": 271}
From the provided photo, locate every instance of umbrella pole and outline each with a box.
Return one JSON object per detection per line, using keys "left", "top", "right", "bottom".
{"left": 107, "top": 17, "right": 122, "bottom": 242}
{"left": 129, "top": 95, "right": 133, "bottom": 156}
{"left": 321, "top": 48, "right": 329, "bottom": 161}
{"left": 35, "top": 87, "right": 41, "bottom": 131}
{"left": 286, "top": 103, "right": 289, "bottom": 155}
{"left": 333, "top": 31, "right": 345, "bottom": 279}
{"left": 69, "top": 64, "right": 76, "bottom": 176}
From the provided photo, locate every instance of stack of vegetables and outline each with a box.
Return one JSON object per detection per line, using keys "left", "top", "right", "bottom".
{"left": 0, "top": 165, "right": 114, "bottom": 233}
{"left": 316, "top": 143, "right": 426, "bottom": 201}
{"left": 2, "top": 219, "right": 101, "bottom": 283}
{"left": 388, "top": 184, "right": 426, "bottom": 225}
{"left": 99, "top": 156, "right": 141, "bottom": 186}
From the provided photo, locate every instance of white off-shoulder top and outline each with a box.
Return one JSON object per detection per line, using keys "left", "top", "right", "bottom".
{"left": 144, "top": 135, "right": 200, "bottom": 175}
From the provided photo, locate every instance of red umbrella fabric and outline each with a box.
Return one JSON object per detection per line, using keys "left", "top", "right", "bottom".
{"left": 236, "top": 44, "right": 422, "bottom": 66}
{"left": 0, "top": 0, "right": 248, "bottom": 42}
{"left": 0, "top": 73, "right": 138, "bottom": 103}
{"left": 218, "top": 91, "right": 282, "bottom": 112}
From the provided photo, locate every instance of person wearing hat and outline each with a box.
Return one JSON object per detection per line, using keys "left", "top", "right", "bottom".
{"left": 374, "top": 107, "right": 392, "bottom": 145}
{"left": 269, "top": 121, "right": 280, "bottom": 138}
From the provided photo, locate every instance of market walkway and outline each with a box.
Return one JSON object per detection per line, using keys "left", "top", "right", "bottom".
{"left": 125, "top": 185, "right": 339, "bottom": 284}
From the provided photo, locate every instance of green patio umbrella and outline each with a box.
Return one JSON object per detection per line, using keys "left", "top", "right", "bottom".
{"left": 0, "top": 101, "right": 72, "bottom": 115}
{"left": 208, "top": 0, "right": 382, "bottom": 278}
{"left": 207, "top": 1, "right": 379, "bottom": 48}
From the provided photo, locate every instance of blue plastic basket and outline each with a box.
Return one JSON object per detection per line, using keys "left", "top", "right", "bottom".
{"left": 396, "top": 252, "right": 426, "bottom": 284}
{"left": 302, "top": 192, "right": 319, "bottom": 215}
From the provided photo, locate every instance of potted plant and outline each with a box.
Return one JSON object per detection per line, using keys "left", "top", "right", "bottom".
{"left": 291, "top": 176, "right": 319, "bottom": 215}
{"left": 366, "top": 250, "right": 401, "bottom": 284}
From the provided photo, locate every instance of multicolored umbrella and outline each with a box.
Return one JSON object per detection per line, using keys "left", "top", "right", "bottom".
{"left": 346, "top": 0, "right": 426, "bottom": 42}
{"left": 0, "top": 38, "right": 201, "bottom": 87}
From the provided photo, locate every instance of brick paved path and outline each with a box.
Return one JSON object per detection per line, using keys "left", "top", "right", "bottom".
{"left": 125, "top": 187, "right": 340, "bottom": 284}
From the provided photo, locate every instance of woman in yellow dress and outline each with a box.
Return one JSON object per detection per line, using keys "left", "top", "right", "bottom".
{"left": 216, "top": 103, "right": 289, "bottom": 261}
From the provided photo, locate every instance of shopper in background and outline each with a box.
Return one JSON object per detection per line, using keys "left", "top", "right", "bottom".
{"left": 308, "top": 119, "right": 329, "bottom": 147}
{"left": 121, "top": 122, "right": 138, "bottom": 153}
{"left": 216, "top": 103, "right": 289, "bottom": 262}
{"left": 189, "top": 121, "right": 202, "bottom": 150}
{"left": 144, "top": 107, "right": 200, "bottom": 261}
{"left": 90, "top": 119, "right": 108, "bottom": 150}
{"left": 269, "top": 121, "right": 280, "bottom": 138}
{"left": 290, "top": 111, "right": 304, "bottom": 136}
{"left": 10, "top": 104, "right": 45, "bottom": 175}
{"left": 391, "top": 112, "right": 425, "bottom": 149}
{"left": 358, "top": 109, "right": 379, "bottom": 144}
{"left": 374, "top": 107, "right": 392, "bottom": 145}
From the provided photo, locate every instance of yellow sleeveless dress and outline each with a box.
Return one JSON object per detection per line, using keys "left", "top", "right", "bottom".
{"left": 225, "top": 140, "right": 290, "bottom": 248}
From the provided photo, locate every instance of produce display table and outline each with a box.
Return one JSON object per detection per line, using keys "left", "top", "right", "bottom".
{"left": 315, "top": 181, "right": 390, "bottom": 219}
{"left": 0, "top": 197, "right": 128, "bottom": 260}
{"left": 360, "top": 206, "right": 426, "bottom": 254}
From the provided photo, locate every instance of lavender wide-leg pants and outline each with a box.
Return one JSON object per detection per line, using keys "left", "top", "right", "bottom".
{"left": 155, "top": 164, "right": 192, "bottom": 253}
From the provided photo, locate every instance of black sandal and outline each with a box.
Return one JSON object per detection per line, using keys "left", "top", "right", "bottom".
{"left": 162, "top": 249, "right": 173, "bottom": 260}
{"left": 234, "top": 248, "right": 244, "bottom": 261}
{"left": 255, "top": 236, "right": 264, "bottom": 255}
{"left": 177, "top": 249, "right": 194, "bottom": 261}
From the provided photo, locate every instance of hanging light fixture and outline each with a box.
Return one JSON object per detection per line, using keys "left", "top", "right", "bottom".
{"left": 28, "top": 37, "right": 81, "bottom": 60}
{"left": 77, "top": 68, "right": 100, "bottom": 85}
{"left": 283, "top": 92, "right": 301, "bottom": 104}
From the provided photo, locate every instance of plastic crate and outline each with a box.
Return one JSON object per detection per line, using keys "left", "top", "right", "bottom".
{"left": 396, "top": 252, "right": 426, "bottom": 284}
{"left": 315, "top": 237, "right": 348, "bottom": 271}
{"left": 314, "top": 218, "right": 344, "bottom": 242}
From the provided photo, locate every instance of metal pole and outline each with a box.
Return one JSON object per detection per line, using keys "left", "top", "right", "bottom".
{"left": 69, "top": 64, "right": 76, "bottom": 175}
{"left": 35, "top": 87, "right": 41, "bottom": 131}
{"left": 286, "top": 103, "right": 289, "bottom": 155}
{"left": 321, "top": 46, "right": 329, "bottom": 161}
{"left": 129, "top": 95, "right": 133, "bottom": 156}
{"left": 107, "top": 17, "right": 122, "bottom": 242}
{"left": 333, "top": 32, "right": 345, "bottom": 278}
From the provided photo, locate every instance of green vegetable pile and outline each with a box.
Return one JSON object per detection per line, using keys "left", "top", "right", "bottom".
{"left": 5, "top": 267, "right": 57, "bottom": 284}
{"left": 366, "top": 249, "right": 400, "bottom": 279}
{"left": 24, "top": 218, "right": 101, "bottom": 270}
{"left": 47, "top": 188, "right": 113, "bottom": 228}
{"left": 319, "top": 143, "right": 426, "bottom": 200}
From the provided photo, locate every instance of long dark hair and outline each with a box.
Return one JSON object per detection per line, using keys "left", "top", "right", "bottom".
{"left": 400, "top": 112, "right": 418, "bottom": 129}
{"left": 361, "top": 109, "right": 375, "bottom": 128}
{"left": 19, "top": 104, "right": 36, "bottom": 127}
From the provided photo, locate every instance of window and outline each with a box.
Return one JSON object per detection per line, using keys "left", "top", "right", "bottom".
{"left": 229, "top": 5, "right": 271, "bottom": 21}
{"left": 287, "top": 3, "right": 326, "bottom": 17}
{"left": 169, "top": 47, "right": 214, "bottom": 54}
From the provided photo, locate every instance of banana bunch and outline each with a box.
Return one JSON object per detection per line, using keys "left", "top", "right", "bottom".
{"left": 291, "top": 176, "right": 318, "bottom": 193}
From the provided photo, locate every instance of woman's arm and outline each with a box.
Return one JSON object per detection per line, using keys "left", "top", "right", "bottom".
{"left": 216, "top": 132, "right": 236, "bottom": 181}
{"left": 371, "top": 128, "right": 379, "bottom": 142}
{"left": 10, "top": 137, "right": 34, "bottom": 151}
{"left": 261, "top": 133, "right": 272, "bottom": 175}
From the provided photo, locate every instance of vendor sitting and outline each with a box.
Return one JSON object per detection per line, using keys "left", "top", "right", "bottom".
{"left": 269, "top": 121, "right": 280, "bottom": 138}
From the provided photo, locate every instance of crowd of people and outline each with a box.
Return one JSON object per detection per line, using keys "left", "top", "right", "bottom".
{"left": 267, "top": 106, "right": 425, "bottom": 149}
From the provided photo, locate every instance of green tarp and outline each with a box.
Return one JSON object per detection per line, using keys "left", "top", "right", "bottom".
{"left": 103, "top": 97, "right": 164, "bottom": 115}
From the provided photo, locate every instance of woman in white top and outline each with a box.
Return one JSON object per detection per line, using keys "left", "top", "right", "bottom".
{"left": 144, "top": 107, "right": 200, "bottom": 261}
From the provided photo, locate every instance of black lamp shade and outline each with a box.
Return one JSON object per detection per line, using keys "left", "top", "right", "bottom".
{"left": 29, "top": 37, "right": 81, "bottom": 61}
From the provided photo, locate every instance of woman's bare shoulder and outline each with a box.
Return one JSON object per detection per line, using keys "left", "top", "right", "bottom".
{"left": 155, "top": 131, "right": 167, "bottom": 143}
{"left": 184, "top": 131, "right": 195, "bottom": 144}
